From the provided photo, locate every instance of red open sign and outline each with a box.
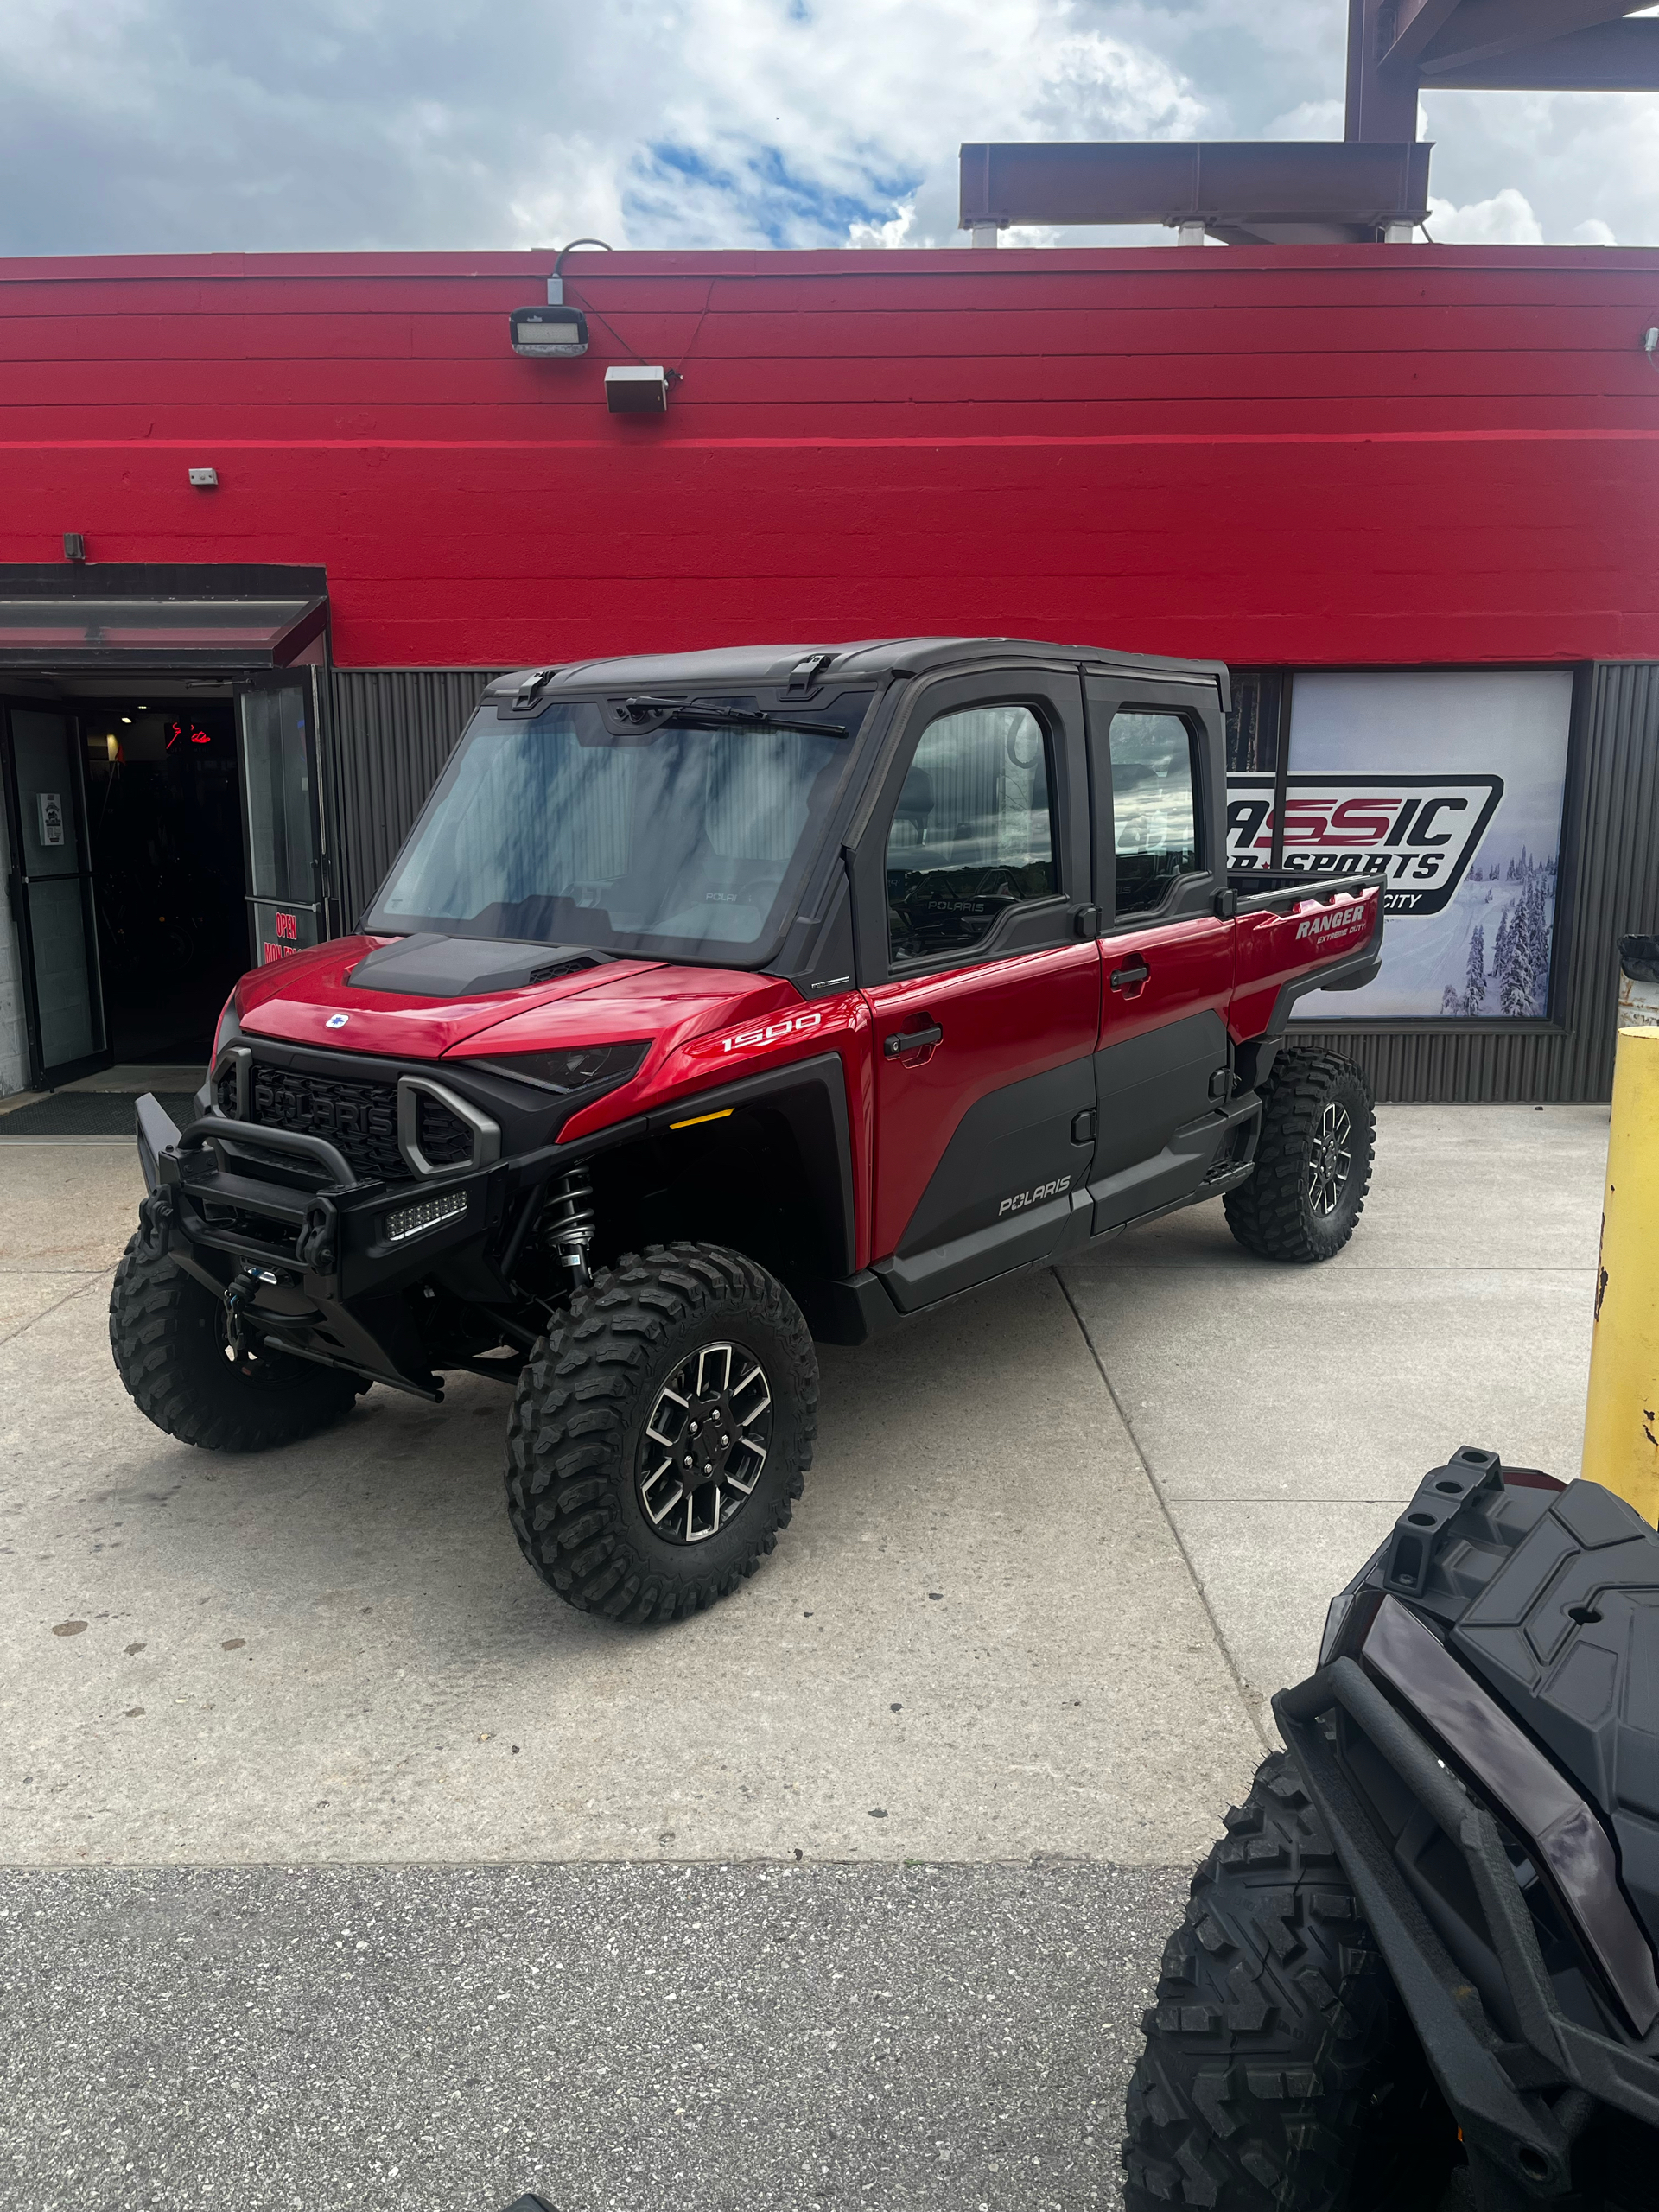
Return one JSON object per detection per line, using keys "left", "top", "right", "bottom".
{"left": 275, "top": 911, "right": 298, "bottom": 941}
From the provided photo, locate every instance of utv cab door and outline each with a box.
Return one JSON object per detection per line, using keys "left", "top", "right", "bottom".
{"left": 1083, "top": 671, "right": 1236, "bottom": 1233}
{"left": 854, "top": 667, "right": 1099, "bottom": 1311}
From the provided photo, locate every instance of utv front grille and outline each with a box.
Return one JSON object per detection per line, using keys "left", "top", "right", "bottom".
{"left": 216, "top": 1056, "right": 496, "bottom": 1183}
{"left": 412, "top": 1091, "right": 475, "bottom": 1169}
{"left": 239, "top": 1062, "right": 406, "bottom": 1181}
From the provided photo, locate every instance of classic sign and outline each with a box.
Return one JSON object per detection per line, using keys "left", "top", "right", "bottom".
{"left": 1226, "top": 773, "right": 1504, "bottom": 916}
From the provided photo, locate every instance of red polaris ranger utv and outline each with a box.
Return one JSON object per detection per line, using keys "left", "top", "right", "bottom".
{"left": 112, "top": 639, "right": 1382, "bottom": 1622}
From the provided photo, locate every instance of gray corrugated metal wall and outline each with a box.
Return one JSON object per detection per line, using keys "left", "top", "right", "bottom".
{"left": 1295, "top": 662, "right": 1659, "bottom": 1102}
{"left": 321, "top": 663, "right": 1659, "bottom": 1102}
{"left": 325, "top": 670, "right": 502, "bottom": 928}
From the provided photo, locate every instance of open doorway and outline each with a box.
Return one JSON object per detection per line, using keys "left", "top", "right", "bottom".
{"left": 0, "top": 565, "right": 330, "bottom": 1096}
{"left": 76, "top": 682, "right": 247, "bottom": 1065}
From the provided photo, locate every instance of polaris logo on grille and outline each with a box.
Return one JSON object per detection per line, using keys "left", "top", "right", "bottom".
{"left": 326, "top": 1013, "right": 350, "bottom": 1028}
{"left": 1227, "top": 773, "right": 1504, "bottom": 916}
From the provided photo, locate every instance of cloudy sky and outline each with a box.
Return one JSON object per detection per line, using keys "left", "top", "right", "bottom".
{"left": 0, "top": 0, "right": 1653, "bottom": 257}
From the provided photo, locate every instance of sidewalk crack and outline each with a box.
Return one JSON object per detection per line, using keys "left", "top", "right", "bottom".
{"left": 0, "top": 1273, "right": 111, "bottom": 1351}
{"left": 1054, "top": 1267, "right": 1272, "bottom": 1755}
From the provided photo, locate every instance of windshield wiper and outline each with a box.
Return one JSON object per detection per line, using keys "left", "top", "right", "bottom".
{"left": 614, "top": 695, "right": 846, "bottom": 736}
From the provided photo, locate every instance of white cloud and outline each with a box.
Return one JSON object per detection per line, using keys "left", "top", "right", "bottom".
{"left": 1264, "top": 99, "right": 1344, "bottom": 142}
{"left": 0, "top": 1, "right": 1652, "bottom": 256}
{"left": 1427, "top": 187, "right": 1545, "bottom": 246}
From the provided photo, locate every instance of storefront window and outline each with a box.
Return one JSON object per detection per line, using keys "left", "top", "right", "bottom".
{"left": 238, "top": 685, "right": 321, "bottom": 965}
{"left": 1226, "top": 670, "right": 1573, "bottom": 1022}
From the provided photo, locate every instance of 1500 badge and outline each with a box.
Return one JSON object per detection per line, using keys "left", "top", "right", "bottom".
{"left": 718, "top": 1009, "right": 823, "bottom": 1054}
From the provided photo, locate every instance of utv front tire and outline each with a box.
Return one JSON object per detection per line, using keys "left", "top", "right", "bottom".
{"left": 1122, "top": 1751, "right": 1455, "bottom": 2211}
{"left": 1225, "top": 1047, "right": 1374, "bottom": 1263}
{"left": 110, "top": 1233, "right": 359, "bottom": 1451}
{"left": 505, "top": 1241, "right": 817, "bottom": 1624}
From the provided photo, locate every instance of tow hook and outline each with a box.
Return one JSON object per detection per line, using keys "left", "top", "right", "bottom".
{"left": 137, "top": 1188, "right": 173, "bottom": 1256}
{"left": 295, "top": 1194, "right": 339, "bottom": 1274}
{"left": 222, "top": 1270, "right": 257, "bottom": 1357}
{"left": 222, "top": 1265, "right": 279, "bottom": 1357}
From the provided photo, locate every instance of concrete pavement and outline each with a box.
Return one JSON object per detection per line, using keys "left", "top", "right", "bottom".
{"left": 0, "top": 1102, "right": 1612, "bottom": 2210}
{"left": 3, "top": 1148, "right": 1261, "bottom": 1866}
{"left": 1059, "top": 1102, "right": 1605, "bottom": 1727}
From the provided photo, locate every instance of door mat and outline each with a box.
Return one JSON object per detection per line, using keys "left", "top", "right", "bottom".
{"left": 0, "top": 1092, "right": 199, "bottom": 1136}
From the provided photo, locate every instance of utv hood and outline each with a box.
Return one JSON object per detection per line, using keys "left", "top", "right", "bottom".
{"left": 237, "top": 934, "right": 668, "bottom": 1056}
{"left": 235, "top": 934, "right": 812, "bottom": 1071}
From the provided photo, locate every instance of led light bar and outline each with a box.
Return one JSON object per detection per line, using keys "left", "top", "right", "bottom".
{"left": 385, "top": 1190, "right": 468, "bottom": 1243}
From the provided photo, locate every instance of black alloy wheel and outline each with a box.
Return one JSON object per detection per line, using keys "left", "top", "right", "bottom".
{"left": 1224, "top": 1047, "right": 1375, "bottom": 1264}
{"left": 1306, "top": 1098, "right": 1354, "bottom": 1218}
{"left": 638, "top": 1340, "right": 773, "bottom": 1544}
{"left": 505, "top": 1241, "right": 817, "bottom": 1624}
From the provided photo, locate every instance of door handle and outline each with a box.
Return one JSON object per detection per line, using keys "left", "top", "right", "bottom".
{"left": 1109, "top": 958, "right": 1151, "bottom": 992}
{"left": 883, "top": 1021, "right": 944, "bottom": 1059}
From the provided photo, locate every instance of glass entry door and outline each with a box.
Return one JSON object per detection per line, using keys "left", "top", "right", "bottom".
{"left": 237, "top": 674, "right": 327, "bottom": 965}
{"left": 2, "top": 698, "right": 111, "bottom": 1085}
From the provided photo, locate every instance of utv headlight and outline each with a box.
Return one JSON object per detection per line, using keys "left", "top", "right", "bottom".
{"left": 466, "top": 1040, "right": 650, "bottom": 1096}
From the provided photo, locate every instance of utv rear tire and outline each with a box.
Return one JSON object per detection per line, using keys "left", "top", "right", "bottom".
{"left": 109, "top": 1233, "right": 359, "bottom": 1452}
{"left": 1225, "top": 1048, "right": 1374, "bottom": 1263}
{"left": 1122, "top": 1750, "right": 1456, "bottom": 2211}
{"left": 505, "top": 1241, "right": 816, "bottom": 1624}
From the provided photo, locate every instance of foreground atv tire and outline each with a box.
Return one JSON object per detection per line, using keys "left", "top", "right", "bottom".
{"left": 109, "top": 1233, "right": 359, "bottom": 1451}
{"left": 505, "top": 1241, "right": 817, "bottom": 1624}
{"left": 1225, "top": 1047, "right": 1375, "bottom": 1263}
{"left": 1122, "top": 1751, "right": 1455, "bottom": 2211}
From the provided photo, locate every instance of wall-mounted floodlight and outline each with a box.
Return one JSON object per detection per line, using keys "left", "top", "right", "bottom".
{"left": 604, "top": 365, "right": 670, "bottom": 414}
{"left": 510, "top": 303, "right": 589, "bottom": 357}
{"left": 510, "top": 236, "right": 613, "bottom": 359}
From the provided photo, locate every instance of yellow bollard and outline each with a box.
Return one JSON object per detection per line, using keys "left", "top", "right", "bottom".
{"left": 1582, "top": 1025, "right": 1659, "bottom": 1523}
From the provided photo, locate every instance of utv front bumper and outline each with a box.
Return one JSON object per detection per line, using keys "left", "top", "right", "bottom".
{"left": 134, "top": 1093, "right": 519, "bottom": 1398}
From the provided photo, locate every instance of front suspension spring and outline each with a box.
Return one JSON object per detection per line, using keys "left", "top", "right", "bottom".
{"left": 543, "top": 1166, "right": 597, "bottom": 1287}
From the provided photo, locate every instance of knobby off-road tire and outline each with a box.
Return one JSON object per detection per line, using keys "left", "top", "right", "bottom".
{"left": 505, "top": 1240, "right": 817, "bottom": 1624}
{"left": 109, "top": 1232, "right": 359, "bottom": 1452}
{"left": 1225, "top": 1048, "right": 1375, "bottom": 1264}
{"left": 1122, "top": 1751, "right": 1456, "bottom": 2211}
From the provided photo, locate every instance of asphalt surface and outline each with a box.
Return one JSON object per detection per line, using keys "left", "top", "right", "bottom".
{"left": 2, "top": 1859, "right": 1192, "bottom": 2212}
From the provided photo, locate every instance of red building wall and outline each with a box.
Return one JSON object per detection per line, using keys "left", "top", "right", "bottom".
{"left": 2, "top": 243, "right": 1656, "bottom": 670}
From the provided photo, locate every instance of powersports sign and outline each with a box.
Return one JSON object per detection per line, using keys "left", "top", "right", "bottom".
{"left": 1226, "top": 773, "right": 1504, "bottom": 916}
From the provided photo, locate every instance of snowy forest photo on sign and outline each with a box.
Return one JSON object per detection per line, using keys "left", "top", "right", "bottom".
{"left": 1443, "top": 849, "right": 1557, "bottom": 1020}
{"left": 1283, "top": 671, "right": 1572, "bottom": 1025}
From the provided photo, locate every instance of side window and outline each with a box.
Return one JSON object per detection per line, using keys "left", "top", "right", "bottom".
{"left": 886, "top": 704, "right": 1058, "bottom": 965}
{"left": 1109, "top": 710, "right": 1202, "bottom": 918}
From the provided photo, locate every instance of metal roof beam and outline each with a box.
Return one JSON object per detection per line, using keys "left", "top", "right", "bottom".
{"left": 957, "top": 140, "right": 1431, "bottom": 240}
{"left": 1415, "top": 0, "right": 1636, "bottom": 73}
{"left": 1380, "top": 0, "right": 1465, "bottom": 72}
{"left": 1424, "top": 16, "right": 1659, "bottom": 86}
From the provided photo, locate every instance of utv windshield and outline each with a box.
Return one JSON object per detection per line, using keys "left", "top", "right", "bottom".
{"left": 365, "top": 696, "right": 864, "bottom": 960}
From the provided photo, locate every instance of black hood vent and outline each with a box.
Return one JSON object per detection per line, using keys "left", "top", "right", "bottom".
{"left": 347, "top": 933, "right": 611, "bottom": 999}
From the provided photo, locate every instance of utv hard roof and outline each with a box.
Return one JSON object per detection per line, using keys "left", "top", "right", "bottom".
{"left": 483, "top": 636, "right": 1230, "bottom": 702}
